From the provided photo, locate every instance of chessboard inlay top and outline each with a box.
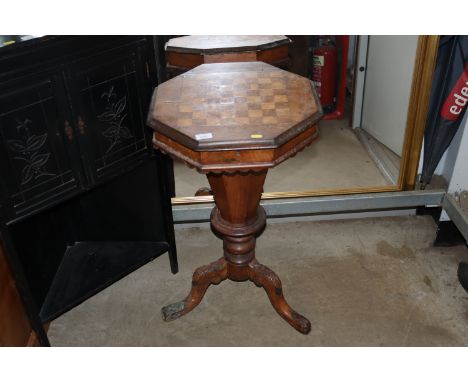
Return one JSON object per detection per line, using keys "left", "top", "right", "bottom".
{"left": 148, "top": 62, "right": 322, "bottom": 151}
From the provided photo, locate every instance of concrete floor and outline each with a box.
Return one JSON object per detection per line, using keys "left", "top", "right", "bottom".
{"left": 48, "top": 215, "right": 468, "bottom": 346}
{"left": 173, "top": 119, "right": 392, "bottom": 197}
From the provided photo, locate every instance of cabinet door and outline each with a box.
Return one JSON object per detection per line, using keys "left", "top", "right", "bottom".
{"left": 67, "top": 40, "right": 153, "bottom": 186}
{"left": 0, "top": 73, "right": 82, "bottom": 221}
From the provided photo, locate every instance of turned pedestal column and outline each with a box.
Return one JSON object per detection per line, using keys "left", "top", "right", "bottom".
{"left": 147, "top": 61, "right": 323, "bottom": 334}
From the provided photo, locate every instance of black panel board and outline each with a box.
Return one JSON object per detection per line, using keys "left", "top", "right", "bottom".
{"left": 40, "top": 240, "right": 168, "bottom": 322}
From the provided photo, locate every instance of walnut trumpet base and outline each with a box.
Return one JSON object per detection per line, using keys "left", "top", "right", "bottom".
{"left": 161, "top": 171, "right": 311, "bottom": 335}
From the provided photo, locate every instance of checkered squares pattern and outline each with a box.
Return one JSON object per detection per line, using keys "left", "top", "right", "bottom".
{"left": 153, "top": 63, "right": 318, "bottom": 144}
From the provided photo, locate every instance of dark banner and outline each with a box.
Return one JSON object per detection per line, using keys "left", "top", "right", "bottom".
{"left": 421, "top": 36, "right": 468, "bottom": 187}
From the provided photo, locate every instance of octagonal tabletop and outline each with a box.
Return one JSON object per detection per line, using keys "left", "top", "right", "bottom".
{"left": 148, "top": 62, "right": 322, "bottom": 153}
{"left": 165, "top": 35, "right": 291, "bottom": 55}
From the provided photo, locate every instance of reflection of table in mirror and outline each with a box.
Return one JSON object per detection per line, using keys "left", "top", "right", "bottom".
{"left": 165, "top": 35, "right": 291, "bottom": 77}
{"left": 147, "top": 62, "right": 323, "bottom": 334}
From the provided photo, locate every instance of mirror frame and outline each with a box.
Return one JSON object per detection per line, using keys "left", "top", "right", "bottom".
{"left": 171, "top": 35, "right": 440, "bottom": 205}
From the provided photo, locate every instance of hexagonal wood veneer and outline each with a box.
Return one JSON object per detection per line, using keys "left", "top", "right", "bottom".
{"left": 147, "top": 61, "right": 322, "bottom": 173}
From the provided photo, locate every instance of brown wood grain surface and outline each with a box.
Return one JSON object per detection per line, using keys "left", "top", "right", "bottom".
{"left": 165, "top": 35, "right": 291, "bottom": 54}
{"left": 166, "top": 42, "right": 290, "bottom": 74}
{"left": 0, "top": 241, "right": 32, "bottom": 346}
{"left": 153, "top": 124, "right": 318, "bottom": 173}
{"left": 148, "top": 62, "right": 322, "bottom": 151}
{"left": 151, "top": 61, "right": 320, "bottom": 334}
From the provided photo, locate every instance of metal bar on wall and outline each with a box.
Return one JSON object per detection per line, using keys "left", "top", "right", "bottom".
{"left": 173, "top": 189, "right": 445, "bottom": 223}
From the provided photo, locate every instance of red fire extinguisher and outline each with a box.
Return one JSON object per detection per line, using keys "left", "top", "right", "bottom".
{"left": 312, "top": 37, "right": 338, "bottom": 113}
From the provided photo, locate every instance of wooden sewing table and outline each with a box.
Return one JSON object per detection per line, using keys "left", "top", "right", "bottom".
{"left": 165, "top": 35, "right": 291, "bottom": 77}
{"left": 147, "top": 62, "right": 323, "bottom": 334}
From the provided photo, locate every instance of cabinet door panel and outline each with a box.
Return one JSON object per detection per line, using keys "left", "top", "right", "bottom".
{"left": 0, "top": 74, "right": 81, "bottom": 220}
{"left": 68, "top": 42, "right": 152, "bottom": 185}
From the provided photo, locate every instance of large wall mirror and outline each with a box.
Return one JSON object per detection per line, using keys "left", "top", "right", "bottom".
{"left": 163, "top": 35, "right": 439, "bottom": 204}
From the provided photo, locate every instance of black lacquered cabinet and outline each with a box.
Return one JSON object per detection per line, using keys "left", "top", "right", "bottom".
{"left": 0, "top": 37, "right": 161, "bottom": 219}
{"left": 66, "top": 40, "right": 152, "bottom": 185}
{"left": 0, "top": 71, "right": 81, "bottom": 219}
{"left": 0, "top": 36, "right": 177, "bottom": 346}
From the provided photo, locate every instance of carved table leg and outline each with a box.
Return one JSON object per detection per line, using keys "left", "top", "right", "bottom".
{"left": 161, "top": 169, "right": 311, "bottom": 334}
{"left": 161, "top": 257, "right": 227, "bottom": 321}
{"left": 249, "top": 259, "right": 311, "bottom": 334}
